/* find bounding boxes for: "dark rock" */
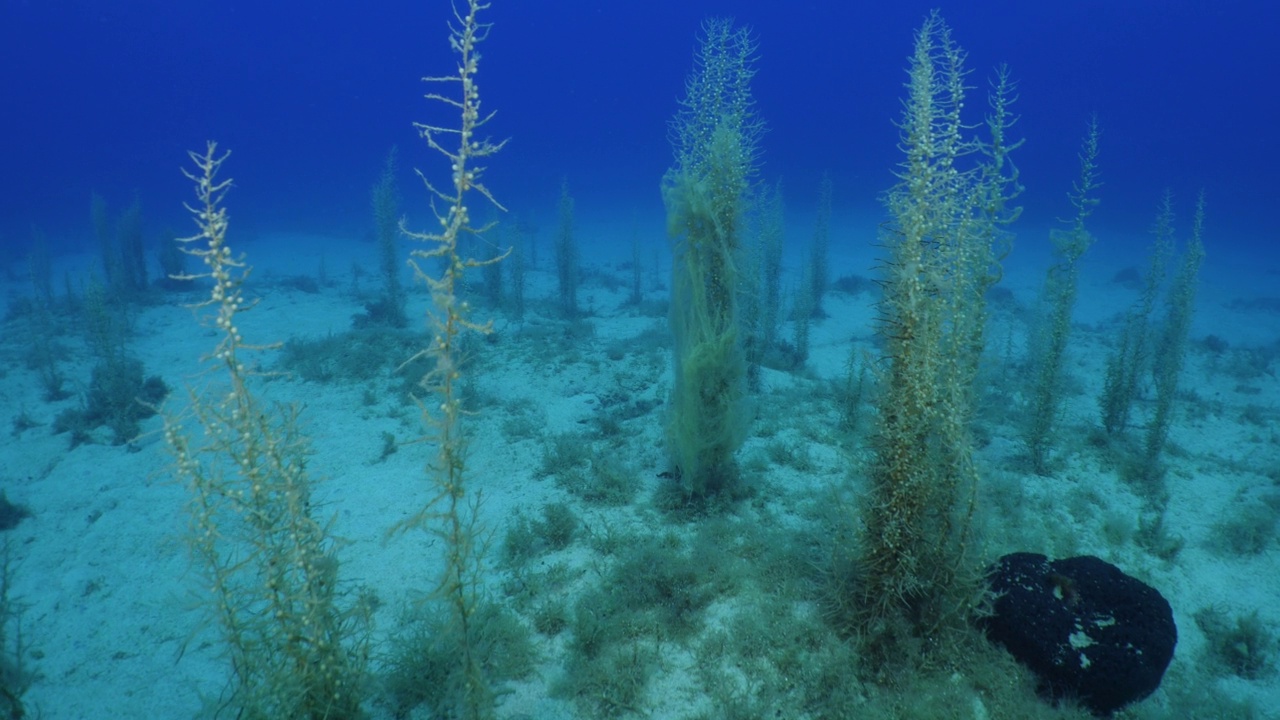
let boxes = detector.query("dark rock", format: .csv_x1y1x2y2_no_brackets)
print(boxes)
980,552,1176,716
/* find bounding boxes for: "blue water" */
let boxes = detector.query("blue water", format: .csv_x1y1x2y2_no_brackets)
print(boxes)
4,3,1280,717
3,0,1276,273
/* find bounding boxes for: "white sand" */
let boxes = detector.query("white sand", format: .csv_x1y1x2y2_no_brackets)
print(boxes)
2,223,1278,719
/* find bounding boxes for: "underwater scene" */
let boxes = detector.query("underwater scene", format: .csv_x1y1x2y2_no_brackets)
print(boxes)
1,1,1278,718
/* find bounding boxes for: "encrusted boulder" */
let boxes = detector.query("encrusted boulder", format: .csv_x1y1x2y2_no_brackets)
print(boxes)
980,552,1176,716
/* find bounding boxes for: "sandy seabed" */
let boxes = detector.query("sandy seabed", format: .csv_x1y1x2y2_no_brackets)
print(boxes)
2,226,1278,719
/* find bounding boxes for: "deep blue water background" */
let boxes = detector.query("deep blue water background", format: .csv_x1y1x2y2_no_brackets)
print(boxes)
2,0,1277,279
